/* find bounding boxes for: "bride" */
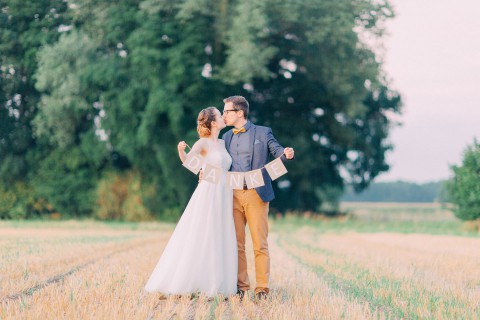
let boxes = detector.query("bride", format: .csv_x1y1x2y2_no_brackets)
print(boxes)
145,107,237,297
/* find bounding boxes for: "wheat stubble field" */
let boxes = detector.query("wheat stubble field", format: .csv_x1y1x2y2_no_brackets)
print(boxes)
1,203,479,319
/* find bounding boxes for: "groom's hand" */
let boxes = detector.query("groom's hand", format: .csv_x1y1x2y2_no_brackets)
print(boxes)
284,147,295,160
198,169,203,183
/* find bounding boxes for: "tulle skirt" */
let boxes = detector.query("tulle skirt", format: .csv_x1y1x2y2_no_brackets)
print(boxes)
145,178,237,296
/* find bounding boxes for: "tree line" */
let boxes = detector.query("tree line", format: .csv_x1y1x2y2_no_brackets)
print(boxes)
341,180,448,203
342,139,480,222
1,0,401,220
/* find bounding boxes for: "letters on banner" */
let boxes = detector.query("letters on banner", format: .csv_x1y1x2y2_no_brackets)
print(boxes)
227,172,245,190
182,152,203,175
183,152,288,188
245,169,265,189
203,164,221,184
264,157,288,180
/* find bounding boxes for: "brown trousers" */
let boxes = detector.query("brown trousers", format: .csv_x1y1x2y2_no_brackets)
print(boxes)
233,189,270,293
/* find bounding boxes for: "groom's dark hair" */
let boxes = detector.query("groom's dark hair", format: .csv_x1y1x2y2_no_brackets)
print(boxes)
223,95,249,119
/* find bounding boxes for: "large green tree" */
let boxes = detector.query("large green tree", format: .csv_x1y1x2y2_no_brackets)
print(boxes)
33,30,108,216
0,0,69,181
0,0,71,217
5,0,401,218
110,0,401,213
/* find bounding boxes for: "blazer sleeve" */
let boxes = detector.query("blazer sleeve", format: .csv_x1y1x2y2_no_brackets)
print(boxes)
266,128,285,159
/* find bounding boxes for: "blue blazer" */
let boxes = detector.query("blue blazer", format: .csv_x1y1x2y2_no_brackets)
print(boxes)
222,123,286,202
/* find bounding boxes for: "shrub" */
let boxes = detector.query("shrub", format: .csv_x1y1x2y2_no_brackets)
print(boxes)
33,148,96,217
0,187,17,219
448,140,480,221
96,171,153,221
0,182,53,219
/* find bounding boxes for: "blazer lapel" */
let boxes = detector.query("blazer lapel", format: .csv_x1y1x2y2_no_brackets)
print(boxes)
248,123,256,169
225,130,234,152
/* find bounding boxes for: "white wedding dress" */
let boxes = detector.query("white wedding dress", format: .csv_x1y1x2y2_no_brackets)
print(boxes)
145,138,237,296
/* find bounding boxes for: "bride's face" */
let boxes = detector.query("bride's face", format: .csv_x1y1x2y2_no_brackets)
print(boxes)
213,109,226,130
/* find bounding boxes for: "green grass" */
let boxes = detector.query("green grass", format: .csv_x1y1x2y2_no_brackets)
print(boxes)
273,216,472,236
0,218,175,231
272,202,478,237
1,202,476,236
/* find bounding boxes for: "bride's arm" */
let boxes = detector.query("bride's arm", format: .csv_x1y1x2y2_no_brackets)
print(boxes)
177,138,207,163
177,141,188,162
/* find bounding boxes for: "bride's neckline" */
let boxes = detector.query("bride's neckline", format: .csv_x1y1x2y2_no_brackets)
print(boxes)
205,137,221,143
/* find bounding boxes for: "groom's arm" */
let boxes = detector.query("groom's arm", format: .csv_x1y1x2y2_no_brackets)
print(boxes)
266,128,295,161
266,128,284,158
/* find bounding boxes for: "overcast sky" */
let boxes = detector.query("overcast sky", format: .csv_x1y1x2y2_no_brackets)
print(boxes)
377,0,480,183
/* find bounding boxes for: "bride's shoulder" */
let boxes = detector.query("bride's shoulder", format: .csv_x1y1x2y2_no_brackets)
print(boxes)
191,138,209,150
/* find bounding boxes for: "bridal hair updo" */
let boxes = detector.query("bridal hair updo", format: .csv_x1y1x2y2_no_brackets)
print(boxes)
197,107,217,138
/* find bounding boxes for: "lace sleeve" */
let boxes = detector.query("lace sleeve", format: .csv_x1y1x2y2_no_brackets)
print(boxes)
189,138,208,157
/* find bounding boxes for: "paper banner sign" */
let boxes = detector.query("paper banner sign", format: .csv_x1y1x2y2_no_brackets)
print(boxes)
203,163,221,184
227,172,245,190
264,157,288,181
183,156,288,189
182,152,202,175
245,169,265,189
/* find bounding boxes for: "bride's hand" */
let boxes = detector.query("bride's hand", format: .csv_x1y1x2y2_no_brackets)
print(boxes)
178,141,187,152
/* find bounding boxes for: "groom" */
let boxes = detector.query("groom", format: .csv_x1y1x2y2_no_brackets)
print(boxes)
222,96,295,301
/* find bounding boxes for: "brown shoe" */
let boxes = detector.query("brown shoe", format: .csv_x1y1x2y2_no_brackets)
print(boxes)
255,291,268,302
236,289,246,300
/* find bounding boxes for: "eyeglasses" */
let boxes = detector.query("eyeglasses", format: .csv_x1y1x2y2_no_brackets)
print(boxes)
223,109,239,115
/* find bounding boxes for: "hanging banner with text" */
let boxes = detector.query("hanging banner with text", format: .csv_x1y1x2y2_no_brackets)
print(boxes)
264,157,288,181
203,163,222,184
226,172,245,190
182,154,288,189
182,152,203,175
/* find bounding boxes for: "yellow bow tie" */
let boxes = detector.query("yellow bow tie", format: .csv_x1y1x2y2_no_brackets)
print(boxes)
233,127,246,135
